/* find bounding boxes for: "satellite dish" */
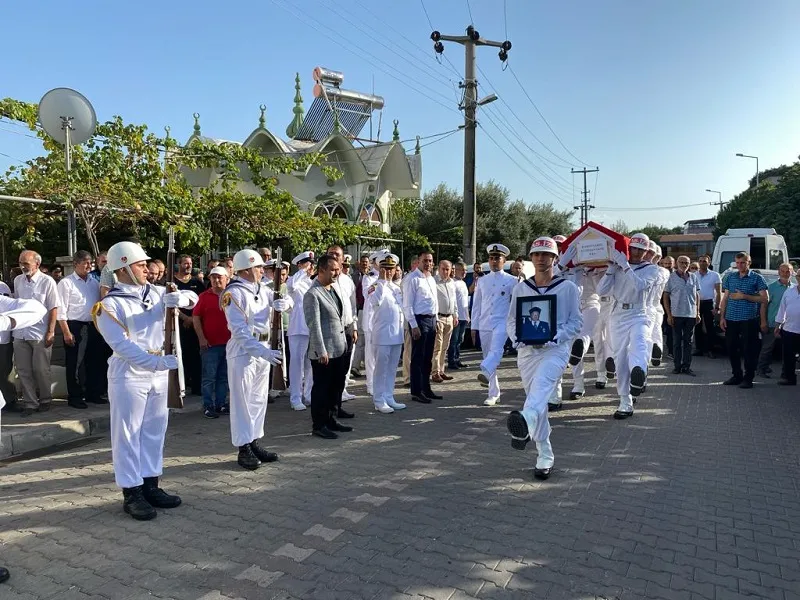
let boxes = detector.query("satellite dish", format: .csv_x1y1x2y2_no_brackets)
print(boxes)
38,87,97,146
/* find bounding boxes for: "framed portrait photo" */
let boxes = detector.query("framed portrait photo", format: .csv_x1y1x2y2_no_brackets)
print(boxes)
516,295,558,346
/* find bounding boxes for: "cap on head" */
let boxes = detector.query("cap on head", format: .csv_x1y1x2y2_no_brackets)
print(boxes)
380,253,399,268
629,232,651,251
343,254,352,265
292,251,315,266
529,306,542,314
107,241,150,271
553,235,567,244
487,243,510,257
232,249,264,272
369,249,390,263
264,259,277,268
528,237,559,256
209,266,229,277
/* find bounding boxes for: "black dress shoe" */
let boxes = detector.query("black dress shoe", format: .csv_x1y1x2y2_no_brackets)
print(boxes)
630,366,646,397
457,362,470,368
337,408,354,419
423,391,443,400
448,363,460,370
613,410,634,420
0,566,9,583
651,345,662,367
672,368,681,374
547,402,562,411
250,440,279,462
142,477,182,508
605,357,616,378
86,397,108,404
411,394,432,404
68,399,88,409
237,444,261,470
122,486,157,521
682,368,697,377
569,338,584,366
594,381,606,390
723,377,743,386
533,468,551,481
569,391,584,400
506,411,530,450
328,420,353,432
38,402,52,412
738,380,754,389
20,408,35,417
312,426,338,439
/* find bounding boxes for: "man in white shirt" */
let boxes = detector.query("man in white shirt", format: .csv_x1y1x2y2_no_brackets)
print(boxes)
403,251,440,403
361,250,386,397
57,250,103,409
774,268,800,385
447,261,471,370
432,260,458,383
472,244,518,406
695,255,722,358
13,250,60,416
401,257,420,385
287,251,316,411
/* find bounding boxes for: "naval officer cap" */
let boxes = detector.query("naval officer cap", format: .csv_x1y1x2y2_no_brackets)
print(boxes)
343,254,352,265
369,249,389,263
292,251,315,265
380,253,399,268
487,243,510,257
528,236,559,256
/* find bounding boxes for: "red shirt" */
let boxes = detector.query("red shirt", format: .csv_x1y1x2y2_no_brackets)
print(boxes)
192,289,231,347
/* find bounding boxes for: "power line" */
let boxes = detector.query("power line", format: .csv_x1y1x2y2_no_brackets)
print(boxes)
420,0,435,28
418,129,460,149
506,63,593,167
465,0,475,24
503,0,508,39
592,170,599,203
595,201,711,211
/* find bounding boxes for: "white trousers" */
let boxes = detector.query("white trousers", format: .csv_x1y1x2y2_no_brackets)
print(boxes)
288,334,312,405
109,371,169,489
479,328,505,399
609,314,650,411
518,344,569,469
570,303,602,393
649,309,664,352
228,353,271,447
373,344,402,406
364,329,376,394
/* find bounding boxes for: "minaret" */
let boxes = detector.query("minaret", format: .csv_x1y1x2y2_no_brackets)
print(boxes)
286,73,305,139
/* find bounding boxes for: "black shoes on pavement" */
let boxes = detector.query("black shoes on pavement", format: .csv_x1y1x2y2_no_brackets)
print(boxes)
122,486,158,521
237,444,261,470
506,411,529,451
250,440,279,463
630,367,646,397
313,426,338,439
337,408,354,419
142,477,182,508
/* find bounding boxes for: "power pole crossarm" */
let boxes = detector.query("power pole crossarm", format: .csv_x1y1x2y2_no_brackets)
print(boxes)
571,167,599,227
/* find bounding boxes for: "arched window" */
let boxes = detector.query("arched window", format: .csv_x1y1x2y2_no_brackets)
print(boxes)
359,203,382,225
314,203,348,220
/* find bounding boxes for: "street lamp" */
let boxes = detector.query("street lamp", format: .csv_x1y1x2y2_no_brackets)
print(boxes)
735,153,759,187
705,188,722,206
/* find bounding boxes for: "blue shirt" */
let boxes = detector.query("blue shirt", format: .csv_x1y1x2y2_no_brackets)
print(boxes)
723,270,767,322
766,279,793,327
665,271,700,318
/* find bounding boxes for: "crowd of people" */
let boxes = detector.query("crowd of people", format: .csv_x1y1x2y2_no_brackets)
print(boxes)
1,232,799,539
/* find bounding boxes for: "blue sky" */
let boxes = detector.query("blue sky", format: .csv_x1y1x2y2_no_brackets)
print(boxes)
2,0,799,230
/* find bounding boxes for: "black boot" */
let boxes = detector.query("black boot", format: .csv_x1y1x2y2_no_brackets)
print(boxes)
0,566,9,583
122,486,157,521
142,477,181,509
250,440,279,463
238,444,261,470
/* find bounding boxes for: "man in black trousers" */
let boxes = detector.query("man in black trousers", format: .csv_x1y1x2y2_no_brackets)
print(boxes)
402,251,441,403
303,255,353,439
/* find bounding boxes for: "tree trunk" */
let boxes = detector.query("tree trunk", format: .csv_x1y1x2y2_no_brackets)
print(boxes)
76,204,100,257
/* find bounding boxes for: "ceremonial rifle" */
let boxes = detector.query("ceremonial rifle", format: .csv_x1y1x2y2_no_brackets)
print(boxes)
165,227,185,408
270,247,287,390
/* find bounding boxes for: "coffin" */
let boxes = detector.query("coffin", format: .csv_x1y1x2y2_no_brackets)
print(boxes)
562,221,630,267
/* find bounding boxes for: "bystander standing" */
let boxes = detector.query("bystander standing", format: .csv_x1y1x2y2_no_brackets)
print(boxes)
774,267,800,385
193,266,231,418
664,256,701,375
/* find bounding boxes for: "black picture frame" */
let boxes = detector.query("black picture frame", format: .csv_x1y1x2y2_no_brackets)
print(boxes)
516,295,558,346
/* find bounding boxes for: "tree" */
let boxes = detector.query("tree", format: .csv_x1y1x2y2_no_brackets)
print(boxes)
633,223,682,243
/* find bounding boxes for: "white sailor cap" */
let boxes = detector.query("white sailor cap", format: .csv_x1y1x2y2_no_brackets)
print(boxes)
553,235,567,244
528,236,559,256
487,243,510,257
369,249,389,263
343,254,352,265
292,251,315,265
209,266,229,277
380,253,399,268
264,259,277,268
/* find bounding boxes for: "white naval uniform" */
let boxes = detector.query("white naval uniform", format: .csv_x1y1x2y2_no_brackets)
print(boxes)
506,276,582,469
596,261,660,412
222,278,288,447
471,269,517,401
0,296,47,420
595,286,614,384
287,270,314,408
368,279,404,409
335,273,358,394
361,269,380,395
648,266,670,356
568,267,605,393
93,283,198,488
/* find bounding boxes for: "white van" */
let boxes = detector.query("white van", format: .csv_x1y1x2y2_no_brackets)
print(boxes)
712,228,788,276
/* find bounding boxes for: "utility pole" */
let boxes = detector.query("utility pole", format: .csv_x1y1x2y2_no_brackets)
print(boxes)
571,167,599,227
706,189,726,210
432,26,511,264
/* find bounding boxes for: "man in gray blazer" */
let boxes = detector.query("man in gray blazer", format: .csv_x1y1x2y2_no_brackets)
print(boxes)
303,255,354,439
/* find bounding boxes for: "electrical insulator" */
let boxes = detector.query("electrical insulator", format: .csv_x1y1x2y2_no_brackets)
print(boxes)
499,49,508,61
470,28,480,41
502,40,512,51
466,25,475,37
434,41,444,54
431,31,441,42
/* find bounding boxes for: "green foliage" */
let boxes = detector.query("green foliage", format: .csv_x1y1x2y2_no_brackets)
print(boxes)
631,223,682,243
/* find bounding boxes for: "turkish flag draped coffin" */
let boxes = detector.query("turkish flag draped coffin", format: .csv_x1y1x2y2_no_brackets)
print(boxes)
562,221,630,267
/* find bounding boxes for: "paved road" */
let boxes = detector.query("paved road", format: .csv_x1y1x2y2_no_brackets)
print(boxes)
1,350,800,600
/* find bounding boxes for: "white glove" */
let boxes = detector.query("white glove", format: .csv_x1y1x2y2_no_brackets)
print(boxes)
262,348,283,366
156,355,180,371
512,341,526,349
559,244,578,266
163,292,183,308
273,298,289,312
0,315,11,331
606,263,619,274
543,341,558,348
611,249,630,269
551,331,562,344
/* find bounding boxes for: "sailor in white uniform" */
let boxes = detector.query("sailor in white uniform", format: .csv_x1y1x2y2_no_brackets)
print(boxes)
596,233,660,419
93,241,198,521
222,249,288,470
648,242,669,367
505,237,582,480
368,253,407,413
287,251,315,411
360,250,386,396
472,243,518,406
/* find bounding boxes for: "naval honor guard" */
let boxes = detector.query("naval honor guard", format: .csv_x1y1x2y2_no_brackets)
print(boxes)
222,249,289,470
472,244,517,405
93,241,199,520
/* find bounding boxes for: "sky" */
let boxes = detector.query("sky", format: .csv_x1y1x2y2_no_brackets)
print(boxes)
2,0,800,230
